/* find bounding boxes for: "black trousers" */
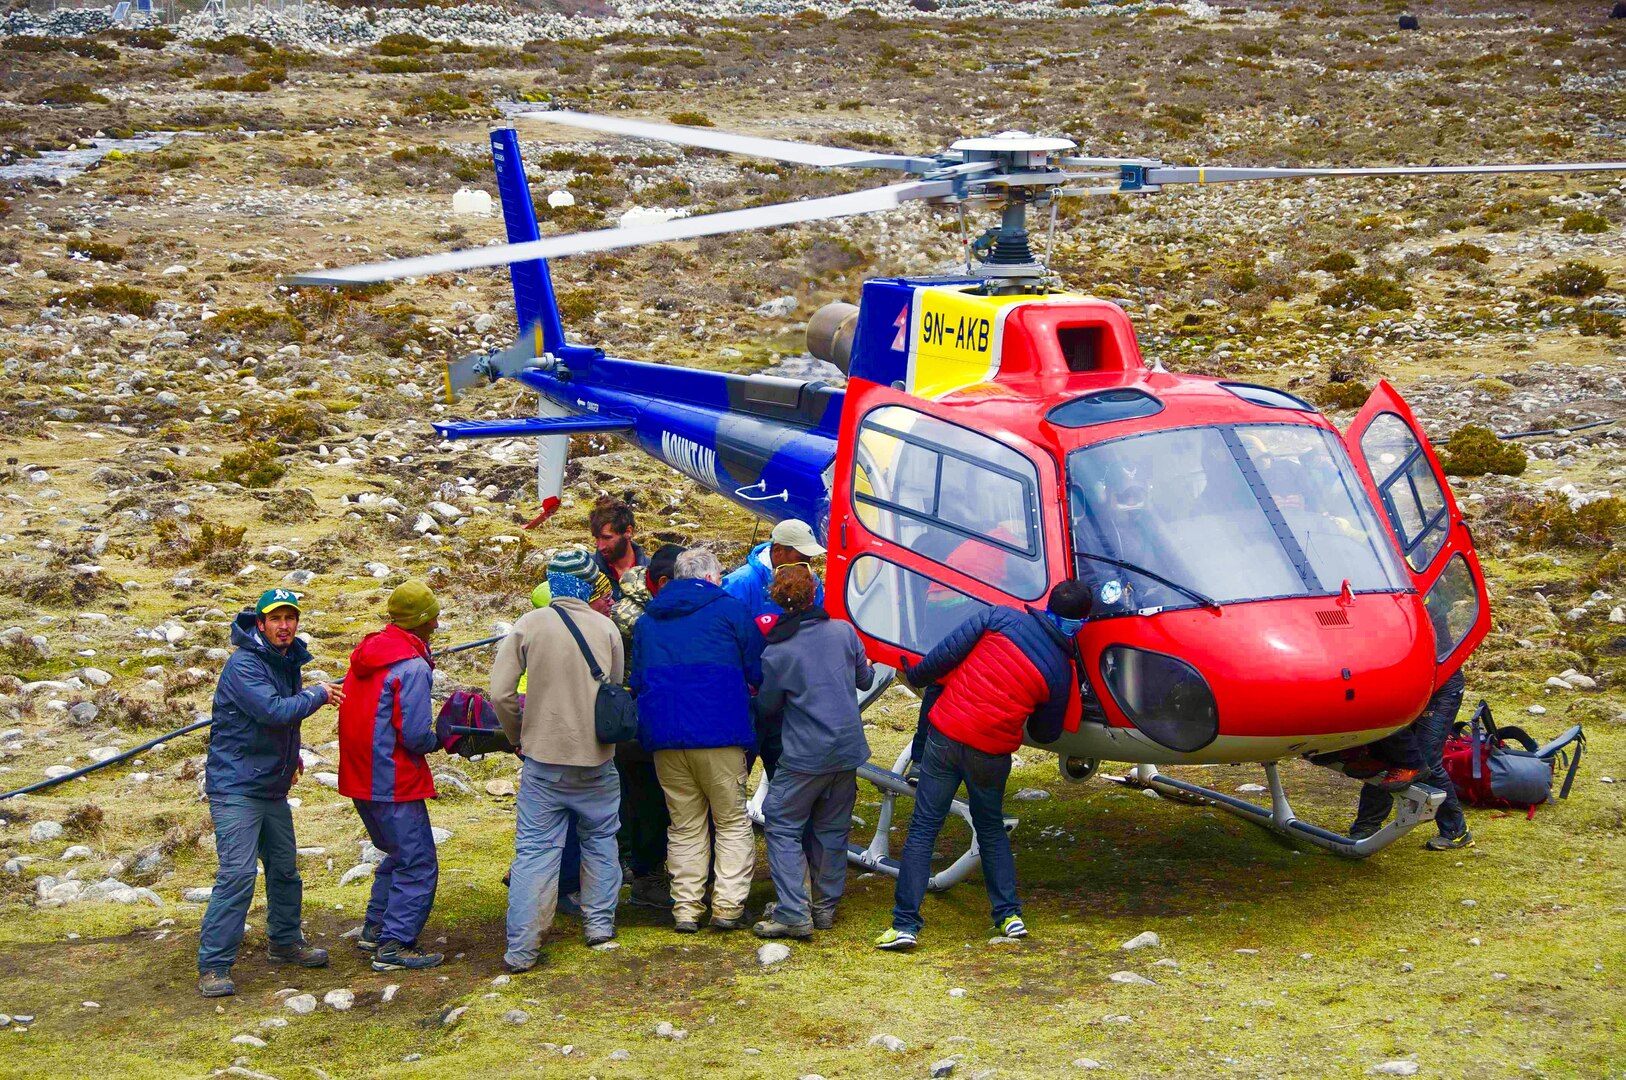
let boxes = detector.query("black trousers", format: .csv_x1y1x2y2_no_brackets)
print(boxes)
1355,670,1468,839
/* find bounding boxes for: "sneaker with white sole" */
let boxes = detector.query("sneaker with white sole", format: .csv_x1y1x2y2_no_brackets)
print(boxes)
372,942,444,971
996,914,1028,939
874,928,918,951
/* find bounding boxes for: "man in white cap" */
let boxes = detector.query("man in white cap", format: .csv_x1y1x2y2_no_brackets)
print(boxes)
721,518,825,620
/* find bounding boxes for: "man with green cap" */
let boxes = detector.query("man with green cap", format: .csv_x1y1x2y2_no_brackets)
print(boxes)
198,589,343,998
338,580,446,972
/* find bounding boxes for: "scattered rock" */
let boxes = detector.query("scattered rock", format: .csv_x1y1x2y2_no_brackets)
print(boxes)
231,1034,268,1048
755,296,798,318
183,887,214,902
29,821,64,844
338,864,374,887
1108,971,1155,986
1073,1060,1109,1071
868,1034,906,1052
313,772,340,789
608,1048,631,1061
324,989,354,1011
381,985,400,1003
503,1009,530,1024
442,1006,467,1026
931,1058,957,1078
484,779,516,797
757,942,791,966
654,1020,688,1040
1121,931,1160,951
284,994,317,1015
1370,1062,1420,1077
1013,788,1050,801
948,987,966,999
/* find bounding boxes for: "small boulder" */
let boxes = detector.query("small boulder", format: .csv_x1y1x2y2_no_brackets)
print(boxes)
1108,971,1156,986
503,1009,530,1024
757,942,791,966
868,1034,906,1052
29,821,64,844
1397,14,1419,30
1370,1063,1420,1077
931,1059,957,1078
284,994,317,1015
1121,931,1160,951
231,1034,268,1048
324,989,355,1012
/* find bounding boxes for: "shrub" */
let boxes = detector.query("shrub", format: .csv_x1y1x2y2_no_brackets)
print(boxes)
236,404,326,442
1501,495,1622,550
837,130,896,148
666,110,713,127
1576,310,1621,338
1310,381,1370,410
32,83,111,106
199,69,283,93
208,305,306,342
152,517,248,571
123,28,176,49
1531,261,1608,297
211,443,286,488
1319,274,1412,311
62,284,158,317
377,32,435,55
1432,241,1491,264
1439,424,1526,477
1310,251,1357,273
63,804,105,837
69,240,125,263
1560,211,1610,235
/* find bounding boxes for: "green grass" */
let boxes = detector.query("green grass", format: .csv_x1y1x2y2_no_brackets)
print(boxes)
2,693,1622,1079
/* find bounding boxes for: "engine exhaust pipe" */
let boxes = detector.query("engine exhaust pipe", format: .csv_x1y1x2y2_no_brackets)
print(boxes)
806,302,859,374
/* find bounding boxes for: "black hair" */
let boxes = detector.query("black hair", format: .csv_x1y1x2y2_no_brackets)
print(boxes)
647,543,685,586
1047,580,1094,620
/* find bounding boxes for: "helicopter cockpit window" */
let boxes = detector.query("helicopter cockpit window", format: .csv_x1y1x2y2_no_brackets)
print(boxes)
1359,413,1450,574
1067,423,1408,614
1220,382,1317,412
852,405,1046,600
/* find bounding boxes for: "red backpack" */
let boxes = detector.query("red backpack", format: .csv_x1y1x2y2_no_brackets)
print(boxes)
1442,701,1584,818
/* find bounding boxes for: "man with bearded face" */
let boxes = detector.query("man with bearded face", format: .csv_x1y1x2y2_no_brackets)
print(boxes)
589,495,649,602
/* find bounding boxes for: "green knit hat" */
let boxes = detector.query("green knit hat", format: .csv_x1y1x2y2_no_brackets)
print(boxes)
530,581,552,608
387,579,440,630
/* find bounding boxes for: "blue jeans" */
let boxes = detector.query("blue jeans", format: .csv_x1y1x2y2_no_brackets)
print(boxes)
505,757,622,968
892,727,1019,934
764,768,857,926
1356,670,1468,839
197,795,302,973
354,799,439,948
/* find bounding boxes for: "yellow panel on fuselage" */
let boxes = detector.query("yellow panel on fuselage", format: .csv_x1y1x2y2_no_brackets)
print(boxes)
905,285,1079,399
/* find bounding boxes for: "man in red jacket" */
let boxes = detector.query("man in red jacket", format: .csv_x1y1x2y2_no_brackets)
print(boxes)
876,581,1092,952
338,581,444,972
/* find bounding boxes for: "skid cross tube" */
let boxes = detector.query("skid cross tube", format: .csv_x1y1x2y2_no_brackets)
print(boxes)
1112,761,1443,858
745,664,1016,890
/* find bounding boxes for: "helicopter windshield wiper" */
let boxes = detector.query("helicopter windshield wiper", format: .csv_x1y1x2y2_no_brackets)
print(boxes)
1073,549,1223,613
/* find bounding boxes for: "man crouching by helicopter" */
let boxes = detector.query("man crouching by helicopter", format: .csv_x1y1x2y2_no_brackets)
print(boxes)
197,589,342,998
876,581,1094,952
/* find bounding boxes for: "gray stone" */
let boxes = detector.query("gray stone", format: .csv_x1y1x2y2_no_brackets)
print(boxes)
1369,1064,1419,1077
78,668,112,687
284,994,317,1015
1108,971,1155,986
231,1034,268,1048
323,989,354,1011
183,887,214,902
503,1009,530,1024
1013,788,1050,801
69,702,99,725
1121,931,1160,951
29,821,64,843
931,1058,957,1078
757,942,791,966
868,1034,906,1052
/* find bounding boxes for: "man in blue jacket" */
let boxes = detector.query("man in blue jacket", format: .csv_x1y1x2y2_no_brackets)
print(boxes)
721,518,826,619
197,589,342,998
631,547,765,933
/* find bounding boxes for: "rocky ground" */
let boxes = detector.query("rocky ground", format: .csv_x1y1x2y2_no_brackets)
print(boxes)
1,1,1623,1078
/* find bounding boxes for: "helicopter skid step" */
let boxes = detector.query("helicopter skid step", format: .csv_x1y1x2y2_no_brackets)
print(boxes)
1104,761,1443,859
746,741,1017,892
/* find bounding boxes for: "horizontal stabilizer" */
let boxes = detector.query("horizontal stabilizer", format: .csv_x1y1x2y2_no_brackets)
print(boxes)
433,412,635,442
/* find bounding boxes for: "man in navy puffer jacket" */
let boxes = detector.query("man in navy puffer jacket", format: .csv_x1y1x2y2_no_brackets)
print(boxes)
631,547,764,933
198,589,341,997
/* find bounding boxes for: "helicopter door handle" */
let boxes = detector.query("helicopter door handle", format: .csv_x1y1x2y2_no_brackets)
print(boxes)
734,480,789,504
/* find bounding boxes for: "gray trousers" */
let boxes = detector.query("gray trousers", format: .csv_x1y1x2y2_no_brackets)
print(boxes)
762,768,857,926
505,757,622,968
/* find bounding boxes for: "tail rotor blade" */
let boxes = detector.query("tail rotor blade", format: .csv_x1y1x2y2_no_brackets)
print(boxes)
1138,161,1626,190
292,180,954,286
442,322,548,402
517,110,940,173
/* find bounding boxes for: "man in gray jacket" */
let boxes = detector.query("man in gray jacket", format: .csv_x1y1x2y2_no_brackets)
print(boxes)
750,565,874,939
490,549,625,971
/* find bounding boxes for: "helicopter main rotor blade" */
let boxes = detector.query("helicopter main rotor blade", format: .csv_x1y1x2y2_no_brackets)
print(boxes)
1140,161,1626,188
517,110,941,173
291,179,955,286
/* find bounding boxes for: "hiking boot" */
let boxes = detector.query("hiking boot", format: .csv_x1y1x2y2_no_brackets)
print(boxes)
1348,822,1382,842
753,918,814,940
874,928,917,951
354,924,382,953
502,957,538,975
995,914,1028,939
709,913,748,932
198,970,235,998
628,873,674,910
1371,766,1423,792
585,928,616,947
267,939,329,968
556,892,583,918
673,919,700,934
1424,830,1474,851
372,942,444,972
812,906,836,931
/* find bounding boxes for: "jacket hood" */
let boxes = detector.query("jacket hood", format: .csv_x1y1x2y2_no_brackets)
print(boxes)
747,541,774,578
646,577,728,619
232,610,313,667
348,622,431,676
764,605,829,644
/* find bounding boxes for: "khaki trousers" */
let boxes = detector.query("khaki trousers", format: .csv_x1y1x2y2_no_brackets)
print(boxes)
653,747,754,922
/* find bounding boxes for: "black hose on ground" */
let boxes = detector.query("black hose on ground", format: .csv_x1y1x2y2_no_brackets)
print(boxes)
0,634,508,802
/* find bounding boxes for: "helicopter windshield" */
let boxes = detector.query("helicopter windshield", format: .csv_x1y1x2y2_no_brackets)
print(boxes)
1067,423,1409,614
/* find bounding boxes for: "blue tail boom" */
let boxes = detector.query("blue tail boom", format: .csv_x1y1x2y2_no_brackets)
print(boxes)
490,128,566,356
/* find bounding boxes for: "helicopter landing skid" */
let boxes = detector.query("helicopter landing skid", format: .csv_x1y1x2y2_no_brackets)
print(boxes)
1104,762,1444,859
746,741,1016,892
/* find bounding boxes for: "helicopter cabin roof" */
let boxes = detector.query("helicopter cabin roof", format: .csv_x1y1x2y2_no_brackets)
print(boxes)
850,278,1336,460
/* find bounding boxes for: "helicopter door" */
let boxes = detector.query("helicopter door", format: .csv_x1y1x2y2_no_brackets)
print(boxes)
828,380,1064,669
1344,381,1491,683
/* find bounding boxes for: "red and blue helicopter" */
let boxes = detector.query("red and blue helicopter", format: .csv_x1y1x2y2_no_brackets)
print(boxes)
296,116,1623,882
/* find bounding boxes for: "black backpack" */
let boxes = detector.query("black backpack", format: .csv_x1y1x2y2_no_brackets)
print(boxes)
555,607,640,745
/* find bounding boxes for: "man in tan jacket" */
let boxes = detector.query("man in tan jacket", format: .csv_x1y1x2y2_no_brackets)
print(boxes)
490,549,624,971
